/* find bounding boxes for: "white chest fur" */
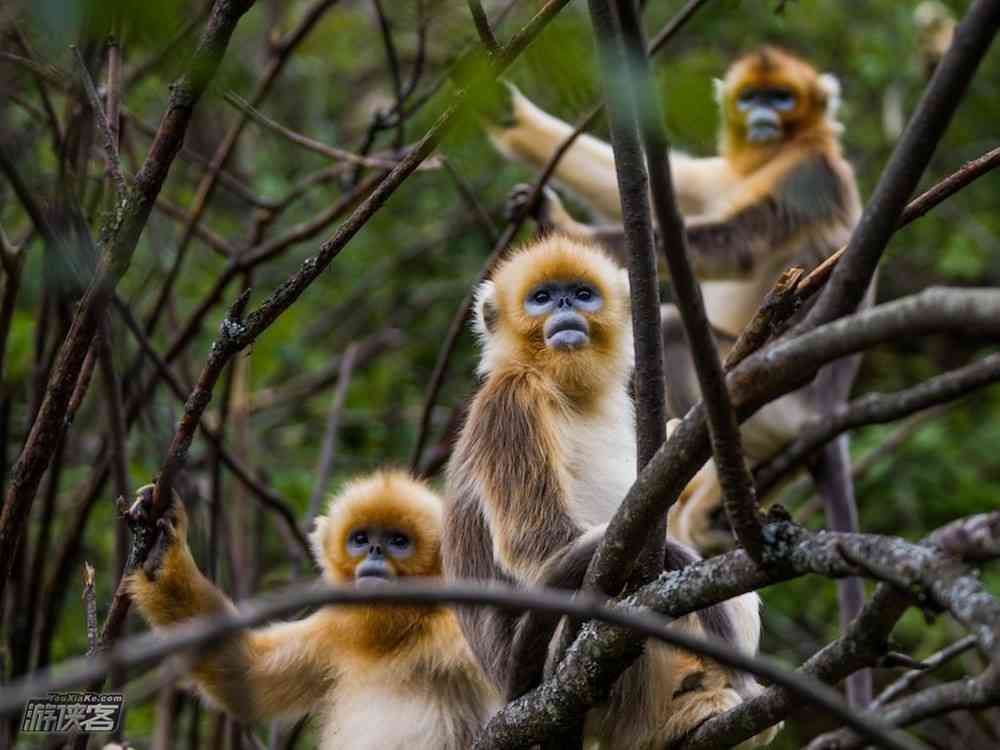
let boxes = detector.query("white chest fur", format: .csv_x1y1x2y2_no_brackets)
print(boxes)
561,387,637,529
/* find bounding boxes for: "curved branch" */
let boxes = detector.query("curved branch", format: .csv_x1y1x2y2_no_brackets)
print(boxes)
0,580,923,750
756,352,1000,493
808,668,1000,750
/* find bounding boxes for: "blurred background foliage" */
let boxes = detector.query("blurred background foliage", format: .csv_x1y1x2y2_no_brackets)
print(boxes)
1,0,998,747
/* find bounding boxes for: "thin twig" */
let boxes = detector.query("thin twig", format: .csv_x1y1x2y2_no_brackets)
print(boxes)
757,353,1000,494
83,562,98,655
71,45,128,205
306,343,360,525
222,92,438,171
468,0,501,55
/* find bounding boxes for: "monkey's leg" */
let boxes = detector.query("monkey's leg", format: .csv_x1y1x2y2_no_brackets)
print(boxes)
807,434,871,708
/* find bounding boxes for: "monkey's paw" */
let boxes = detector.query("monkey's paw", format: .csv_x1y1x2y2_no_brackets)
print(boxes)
125,484,189,581
664,680,781,749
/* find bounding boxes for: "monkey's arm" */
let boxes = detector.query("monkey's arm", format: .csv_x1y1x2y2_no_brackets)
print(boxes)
464,371,581,579
489,85,729,218
445,371,582,688
541,153,850,278
127,490,336,721
680,153,851,279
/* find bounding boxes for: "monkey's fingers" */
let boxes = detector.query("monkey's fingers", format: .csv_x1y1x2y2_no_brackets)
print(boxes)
125,483,157,535
505,183,560,227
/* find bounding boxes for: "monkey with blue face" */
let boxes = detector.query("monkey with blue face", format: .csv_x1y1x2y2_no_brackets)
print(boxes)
444,235,780,749
128,472,498,750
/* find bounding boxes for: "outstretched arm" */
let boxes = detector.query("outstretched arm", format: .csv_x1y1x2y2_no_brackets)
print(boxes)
489,85,730,219
127,487,336,721
529,151,853,279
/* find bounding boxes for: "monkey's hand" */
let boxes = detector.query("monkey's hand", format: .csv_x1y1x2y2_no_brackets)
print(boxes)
506,183,590,242
125,484,190,583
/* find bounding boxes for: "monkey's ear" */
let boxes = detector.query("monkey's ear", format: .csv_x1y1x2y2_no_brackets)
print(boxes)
309,514,330,571
712,78,726,107
474,280,499,336
817,73,844,130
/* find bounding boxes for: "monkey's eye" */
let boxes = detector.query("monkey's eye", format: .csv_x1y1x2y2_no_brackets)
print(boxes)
770,90,796,111
351,531,368,546
531,290,551,305
388,533,410,549
575,288,593,302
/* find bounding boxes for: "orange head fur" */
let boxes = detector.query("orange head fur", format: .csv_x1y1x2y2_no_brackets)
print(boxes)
718,46,842,174
310,470,443,585
473,235,632,403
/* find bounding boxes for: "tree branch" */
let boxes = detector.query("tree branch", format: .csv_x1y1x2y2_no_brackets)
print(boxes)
0,575,937,750
0,0,256,603
804,0,1000,328
756,352,1000,494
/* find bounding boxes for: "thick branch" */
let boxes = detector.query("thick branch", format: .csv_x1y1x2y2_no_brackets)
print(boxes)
483,515,1000,749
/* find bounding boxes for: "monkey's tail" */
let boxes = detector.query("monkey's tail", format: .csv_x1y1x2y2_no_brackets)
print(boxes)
807,433,871,708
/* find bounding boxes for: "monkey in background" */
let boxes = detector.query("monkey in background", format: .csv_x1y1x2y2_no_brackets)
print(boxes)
487,47,872,704
444,236,779,749
915,1,956,79
127,472,498,750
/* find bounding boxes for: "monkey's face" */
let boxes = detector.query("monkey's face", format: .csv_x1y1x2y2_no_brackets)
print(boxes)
475,237,631,395
523,278,604,352
734,86,797,144
723,47,825,149
311,471,444,586
344,524,414,587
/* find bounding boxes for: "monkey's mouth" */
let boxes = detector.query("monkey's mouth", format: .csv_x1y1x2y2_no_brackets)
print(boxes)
355,570,392,588
747,123,782,143
545,314,589,351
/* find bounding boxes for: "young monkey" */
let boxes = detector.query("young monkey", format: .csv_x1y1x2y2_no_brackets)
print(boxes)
444,235,778,749
128,471,498,750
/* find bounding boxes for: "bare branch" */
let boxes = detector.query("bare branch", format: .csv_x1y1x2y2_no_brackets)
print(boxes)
306,343,360,525
0,574,939,750
756,353,1000,494
804,0,1000,328
0,0,256,602
468,0,501,55
71,45,127,204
